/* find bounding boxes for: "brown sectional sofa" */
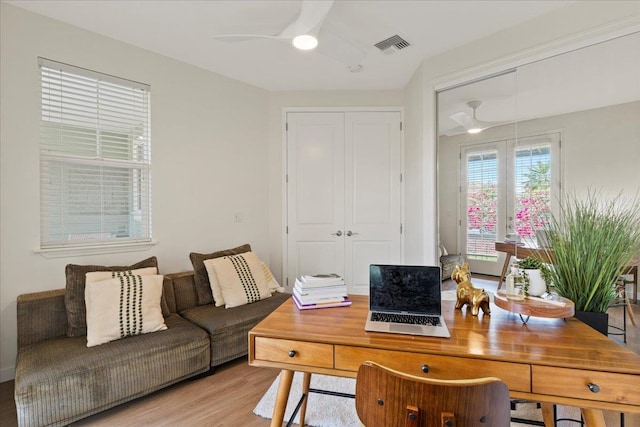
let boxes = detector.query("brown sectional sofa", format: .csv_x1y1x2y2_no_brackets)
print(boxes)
14,270,290,427
165,271,290,367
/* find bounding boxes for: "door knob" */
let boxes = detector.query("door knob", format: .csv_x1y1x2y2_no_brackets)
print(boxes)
346,230,359,236
331,230,342,236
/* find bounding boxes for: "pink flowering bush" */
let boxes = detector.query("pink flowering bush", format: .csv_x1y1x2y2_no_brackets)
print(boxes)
467,188,497,233
515,189,550,238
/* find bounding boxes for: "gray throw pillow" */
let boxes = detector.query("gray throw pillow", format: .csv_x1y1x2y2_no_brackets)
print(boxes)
189,244,251,305
64,256,159,337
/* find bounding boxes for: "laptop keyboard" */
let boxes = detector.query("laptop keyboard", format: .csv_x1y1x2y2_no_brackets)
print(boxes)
371,312,442,326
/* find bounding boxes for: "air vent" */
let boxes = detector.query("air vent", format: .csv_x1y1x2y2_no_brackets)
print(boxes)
374,35,410,55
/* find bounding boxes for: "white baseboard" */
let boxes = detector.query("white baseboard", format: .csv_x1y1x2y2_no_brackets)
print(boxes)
0,366,15,383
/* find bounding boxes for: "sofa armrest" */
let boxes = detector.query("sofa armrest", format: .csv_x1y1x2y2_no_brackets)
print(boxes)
17,289,68,349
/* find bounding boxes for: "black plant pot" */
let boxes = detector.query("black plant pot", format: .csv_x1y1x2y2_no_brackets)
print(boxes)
574,311,609,336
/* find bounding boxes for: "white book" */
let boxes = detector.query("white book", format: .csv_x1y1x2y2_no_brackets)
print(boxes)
302,273,342,282
294,284,348,299
293,288,348,304
298,274,345,288
294,280,347,294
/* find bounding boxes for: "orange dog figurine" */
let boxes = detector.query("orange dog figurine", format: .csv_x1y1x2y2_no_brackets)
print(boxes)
451,262,491,316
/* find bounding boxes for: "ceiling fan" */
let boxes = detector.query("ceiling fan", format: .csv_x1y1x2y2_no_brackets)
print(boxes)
213,0,366,67
445,100,509,136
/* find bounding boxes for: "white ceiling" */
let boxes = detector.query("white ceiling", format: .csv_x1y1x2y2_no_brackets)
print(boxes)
7,0,574,91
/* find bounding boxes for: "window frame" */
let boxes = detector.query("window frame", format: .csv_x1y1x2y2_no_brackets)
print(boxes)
38,58,153,255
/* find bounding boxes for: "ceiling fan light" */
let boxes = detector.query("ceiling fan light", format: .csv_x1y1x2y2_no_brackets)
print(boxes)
292,34,318,50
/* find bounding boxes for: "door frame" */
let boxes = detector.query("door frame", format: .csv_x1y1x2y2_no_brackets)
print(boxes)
281,107,405,291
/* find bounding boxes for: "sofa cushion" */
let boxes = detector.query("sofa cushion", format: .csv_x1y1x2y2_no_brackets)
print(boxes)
189,244,251,306
205,256,283,308
204,252,271,309
262,261,284,293
14,314,210,427
180,292,290,366
165,271,199,313
203,258,226,308
85,267,160,318
64,257,159,337
85,267,158,285
85,274,167,347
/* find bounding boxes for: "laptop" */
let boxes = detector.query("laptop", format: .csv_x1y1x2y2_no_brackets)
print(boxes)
365,264,450,338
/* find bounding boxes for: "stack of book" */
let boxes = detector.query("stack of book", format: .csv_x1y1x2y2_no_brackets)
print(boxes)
292,273,351,310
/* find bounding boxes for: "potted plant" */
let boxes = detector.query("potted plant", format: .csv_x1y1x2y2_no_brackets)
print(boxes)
539,190,640,334
515,256,552,297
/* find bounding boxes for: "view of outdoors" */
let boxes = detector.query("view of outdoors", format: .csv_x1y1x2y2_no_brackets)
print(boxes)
466,144,551,261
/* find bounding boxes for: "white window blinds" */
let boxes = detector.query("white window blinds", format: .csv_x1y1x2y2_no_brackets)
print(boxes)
465,148,498,260
39,58,152,249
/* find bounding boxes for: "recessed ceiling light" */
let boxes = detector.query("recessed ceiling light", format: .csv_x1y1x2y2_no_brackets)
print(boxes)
292,35,318,50
349,65,363,73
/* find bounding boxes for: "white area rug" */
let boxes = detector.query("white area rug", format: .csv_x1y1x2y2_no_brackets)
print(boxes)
254,372,359,427
253,372,543,427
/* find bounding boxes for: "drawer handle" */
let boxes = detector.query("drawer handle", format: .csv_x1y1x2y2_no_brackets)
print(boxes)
587,383,600,393
288,350,297,358
421,364,430,373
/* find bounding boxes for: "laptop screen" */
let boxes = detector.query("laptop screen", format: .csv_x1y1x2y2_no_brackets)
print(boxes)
369,265,442,314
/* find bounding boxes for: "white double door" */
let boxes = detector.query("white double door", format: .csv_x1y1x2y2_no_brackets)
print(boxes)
286,111,402,295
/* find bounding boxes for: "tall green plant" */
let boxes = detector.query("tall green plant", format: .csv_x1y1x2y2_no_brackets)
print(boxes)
540,191,640,313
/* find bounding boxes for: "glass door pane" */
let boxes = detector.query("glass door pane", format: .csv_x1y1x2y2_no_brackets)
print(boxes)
509,133,560,247
461,142,506,275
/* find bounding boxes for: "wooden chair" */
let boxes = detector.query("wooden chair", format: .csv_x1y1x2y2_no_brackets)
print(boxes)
355,361,511,427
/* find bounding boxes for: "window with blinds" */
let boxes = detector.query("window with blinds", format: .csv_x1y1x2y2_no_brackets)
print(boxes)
465,149,498,261
39,58,151,249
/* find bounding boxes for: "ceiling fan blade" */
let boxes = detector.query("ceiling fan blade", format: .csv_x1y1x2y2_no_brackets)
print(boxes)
316,30,367,66
278,0,335,39
213,34,286,43
442,125,468,136
449,112,475,129
443,119,510,136
478,120,510,129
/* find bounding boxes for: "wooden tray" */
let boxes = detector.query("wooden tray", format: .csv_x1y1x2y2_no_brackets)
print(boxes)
494,291,574,323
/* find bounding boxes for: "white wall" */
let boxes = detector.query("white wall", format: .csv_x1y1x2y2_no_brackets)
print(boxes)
0,3,270,381
402,63,429,265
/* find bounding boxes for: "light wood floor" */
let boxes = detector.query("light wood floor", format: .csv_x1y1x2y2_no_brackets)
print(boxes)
1,278,638,427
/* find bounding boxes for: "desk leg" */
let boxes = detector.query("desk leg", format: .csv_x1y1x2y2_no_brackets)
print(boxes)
540,403,555,427
271,369,294,427
581,408,606,427
299,372,311,426
497,253,512,291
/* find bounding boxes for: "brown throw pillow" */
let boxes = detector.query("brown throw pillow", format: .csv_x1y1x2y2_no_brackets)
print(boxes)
189,244,251,305
64,256,159,337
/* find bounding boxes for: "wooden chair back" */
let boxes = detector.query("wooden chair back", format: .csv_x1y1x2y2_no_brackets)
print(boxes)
355,361,511,427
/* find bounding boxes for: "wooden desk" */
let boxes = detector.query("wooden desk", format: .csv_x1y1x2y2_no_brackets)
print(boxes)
249,295,640,427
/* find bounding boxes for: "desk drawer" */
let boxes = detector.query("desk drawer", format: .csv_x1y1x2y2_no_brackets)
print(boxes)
254,337,333,368
335,346,530,392
532,366,640,406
